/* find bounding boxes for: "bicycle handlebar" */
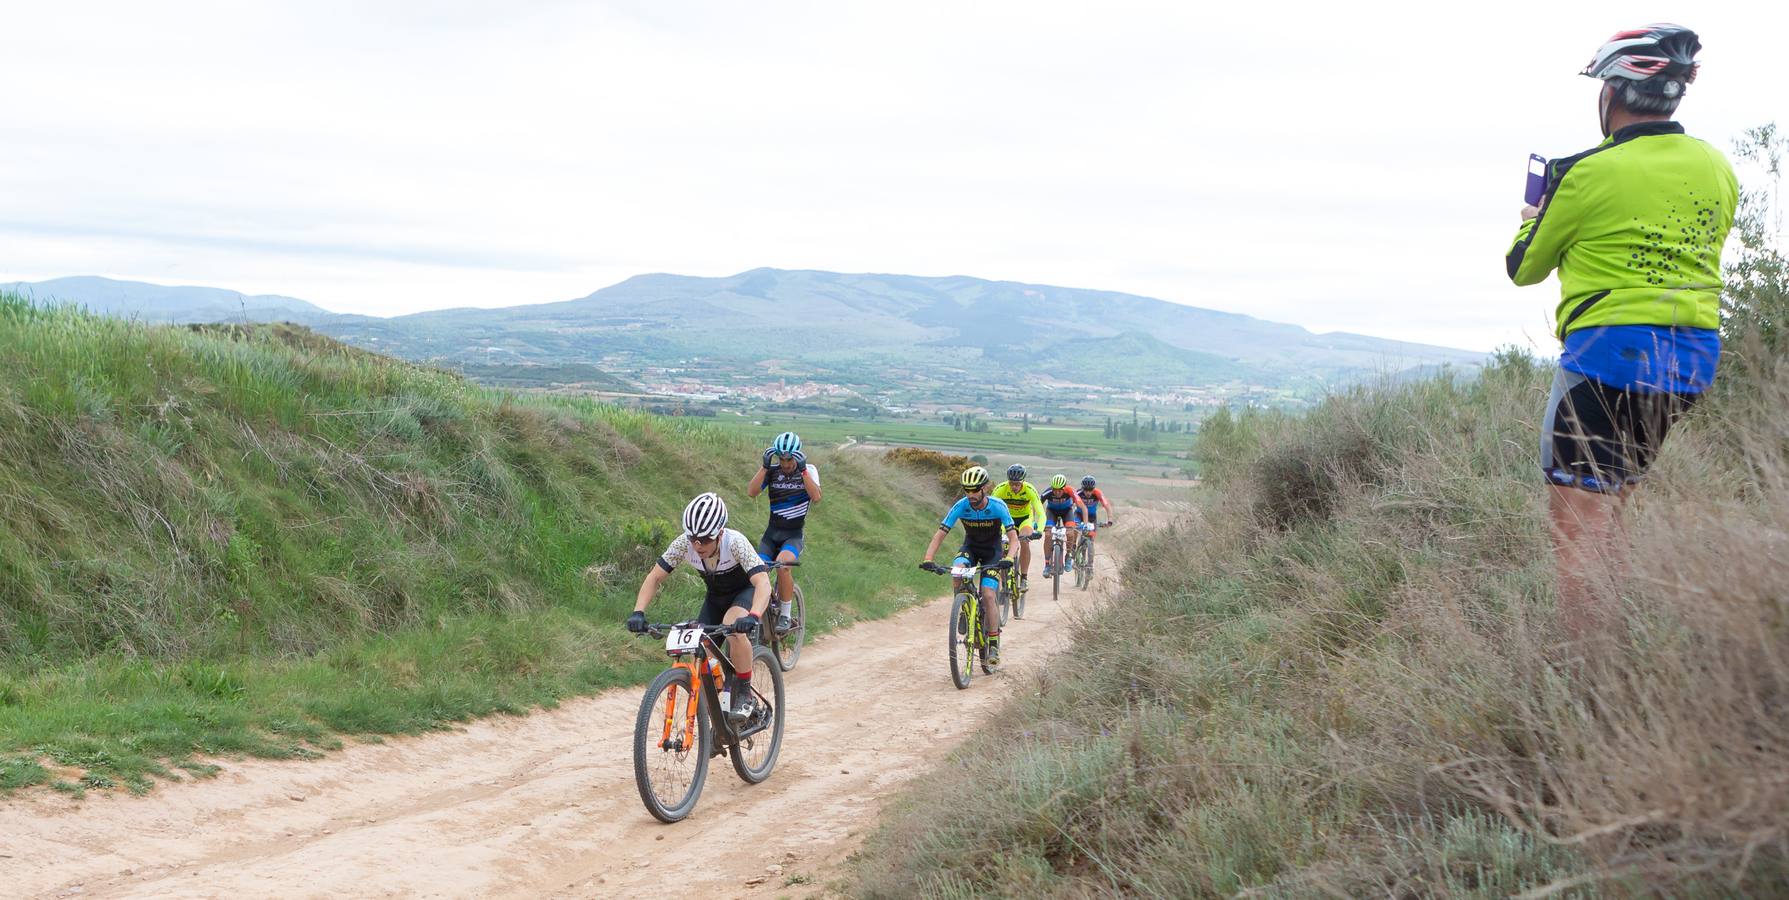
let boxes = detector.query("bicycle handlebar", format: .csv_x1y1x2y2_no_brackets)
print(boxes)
641,620,755,638
919,559,1014,575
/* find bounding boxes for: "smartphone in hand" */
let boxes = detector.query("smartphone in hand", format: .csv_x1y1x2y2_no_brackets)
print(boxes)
1524,154,1547,206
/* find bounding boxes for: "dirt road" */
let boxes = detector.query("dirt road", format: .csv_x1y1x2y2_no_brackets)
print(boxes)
1,536,1138,899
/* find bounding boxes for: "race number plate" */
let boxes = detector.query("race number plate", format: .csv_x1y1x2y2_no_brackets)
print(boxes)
665,626,703,653
950,565,977,578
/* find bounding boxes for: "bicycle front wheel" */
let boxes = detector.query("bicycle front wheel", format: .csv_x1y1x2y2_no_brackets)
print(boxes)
1052,542,1063,603
729,645,786,783
1078,539,1095,588
1010,570,1026,620
775,586,805,671
633,666,711,823
948,592,975,690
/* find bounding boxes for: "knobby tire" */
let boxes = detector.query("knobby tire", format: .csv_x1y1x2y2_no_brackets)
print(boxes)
633,666,711,823
1051,540,1063,604
948,591,975,690
773,586,805,671
728,645,786,784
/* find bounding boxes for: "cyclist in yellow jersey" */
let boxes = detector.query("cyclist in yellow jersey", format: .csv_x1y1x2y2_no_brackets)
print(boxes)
991,464,1044,590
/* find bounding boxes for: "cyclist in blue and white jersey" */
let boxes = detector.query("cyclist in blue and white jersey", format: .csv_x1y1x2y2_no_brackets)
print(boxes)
746,431,821,633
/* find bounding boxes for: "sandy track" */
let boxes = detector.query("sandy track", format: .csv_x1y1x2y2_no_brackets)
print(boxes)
1,537,1137,899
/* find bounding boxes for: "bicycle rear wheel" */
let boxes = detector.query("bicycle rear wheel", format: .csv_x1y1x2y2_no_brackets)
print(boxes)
774,586,805,671
729,645,785,783
948,592,975,690
633,666,711,823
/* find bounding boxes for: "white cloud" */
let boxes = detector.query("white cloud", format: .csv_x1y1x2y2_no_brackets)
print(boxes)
2,1,1784,350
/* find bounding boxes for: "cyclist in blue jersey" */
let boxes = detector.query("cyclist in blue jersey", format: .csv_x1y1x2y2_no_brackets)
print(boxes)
1038,474,1089,576
746,431,821,632
920,466,1018,665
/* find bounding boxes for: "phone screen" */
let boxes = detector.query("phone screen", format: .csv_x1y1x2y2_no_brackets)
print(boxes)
1524,154,1548,206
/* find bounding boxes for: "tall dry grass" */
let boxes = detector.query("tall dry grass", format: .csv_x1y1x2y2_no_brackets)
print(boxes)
852,125,1789,898
854,361,1788,898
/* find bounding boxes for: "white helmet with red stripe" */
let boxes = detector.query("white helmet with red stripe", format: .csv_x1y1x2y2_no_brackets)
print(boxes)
1582,23,1700,92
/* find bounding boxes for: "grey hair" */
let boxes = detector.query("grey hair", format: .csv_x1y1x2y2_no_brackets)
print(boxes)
1615,78,1686,116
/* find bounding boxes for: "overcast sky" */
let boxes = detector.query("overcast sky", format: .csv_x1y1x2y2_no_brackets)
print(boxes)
3,2,1785,352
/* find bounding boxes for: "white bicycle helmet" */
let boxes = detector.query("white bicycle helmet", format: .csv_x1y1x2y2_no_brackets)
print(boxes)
1582,24,1699,96
681,492,728,538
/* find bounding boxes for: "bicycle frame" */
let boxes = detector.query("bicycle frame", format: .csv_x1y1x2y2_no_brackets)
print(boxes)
656,626,767,753
1047,525,1069,563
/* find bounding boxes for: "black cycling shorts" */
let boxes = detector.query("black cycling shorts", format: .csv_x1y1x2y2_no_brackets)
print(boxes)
953,543,1004,591
698,586,756,627
1541,368,1697,493
756,525,805,561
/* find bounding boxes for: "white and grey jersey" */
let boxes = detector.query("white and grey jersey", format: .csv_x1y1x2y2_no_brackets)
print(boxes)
657,528,768,596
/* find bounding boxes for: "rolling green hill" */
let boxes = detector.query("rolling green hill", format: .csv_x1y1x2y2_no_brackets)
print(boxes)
984,330,1246,386
0,290,944,793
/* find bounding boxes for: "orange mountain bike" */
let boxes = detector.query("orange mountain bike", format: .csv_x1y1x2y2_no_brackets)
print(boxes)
631,620,786,823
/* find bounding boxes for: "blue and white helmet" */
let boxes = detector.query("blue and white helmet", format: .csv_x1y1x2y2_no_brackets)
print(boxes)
772,431,802,456
681,492,728,538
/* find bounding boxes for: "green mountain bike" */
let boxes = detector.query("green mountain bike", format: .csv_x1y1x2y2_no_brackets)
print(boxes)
921,558,1014,689
1000,532,1041,620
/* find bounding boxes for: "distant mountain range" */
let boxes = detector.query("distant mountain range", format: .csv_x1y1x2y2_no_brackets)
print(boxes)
3,276,337,326
5,270,1484,390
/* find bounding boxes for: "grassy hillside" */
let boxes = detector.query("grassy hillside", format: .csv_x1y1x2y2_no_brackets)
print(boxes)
854,346,1789,896
0,293,945,794
854,129,1789,897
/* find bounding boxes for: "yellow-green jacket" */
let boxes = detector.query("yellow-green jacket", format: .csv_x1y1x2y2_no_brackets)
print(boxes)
1506,121,1737,339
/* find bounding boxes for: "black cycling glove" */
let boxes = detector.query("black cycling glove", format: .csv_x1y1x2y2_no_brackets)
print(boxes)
732,613,760,635
626,611,647,633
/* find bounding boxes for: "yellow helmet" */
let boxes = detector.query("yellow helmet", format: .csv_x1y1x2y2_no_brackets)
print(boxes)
960,466,990,489
1050,474,1069,489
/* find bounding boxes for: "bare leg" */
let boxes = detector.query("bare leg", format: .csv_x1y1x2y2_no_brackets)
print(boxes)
1547,484,1628,647
720,606,754,681
981,584,1001,639
774,549,797,621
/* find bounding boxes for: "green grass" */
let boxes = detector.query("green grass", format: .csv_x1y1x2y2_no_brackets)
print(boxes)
0,293,946,791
